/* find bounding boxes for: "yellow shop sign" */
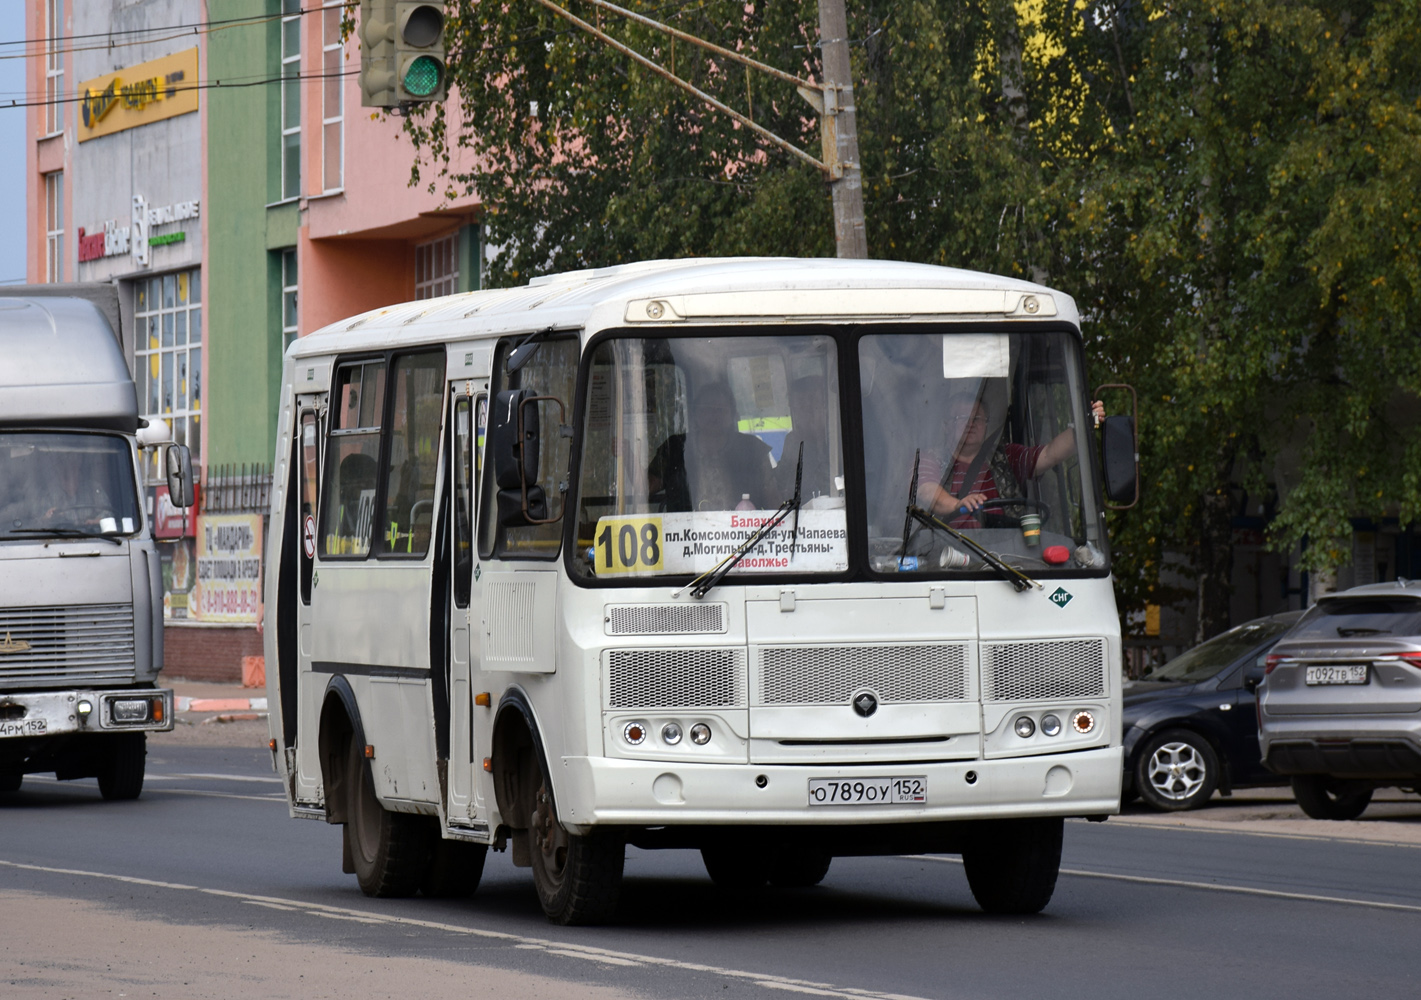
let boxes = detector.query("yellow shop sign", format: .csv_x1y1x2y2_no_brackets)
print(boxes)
78,48,198,142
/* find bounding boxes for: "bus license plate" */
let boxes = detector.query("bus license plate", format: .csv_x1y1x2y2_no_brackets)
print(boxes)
1305,665,1368,685
808,777,926,806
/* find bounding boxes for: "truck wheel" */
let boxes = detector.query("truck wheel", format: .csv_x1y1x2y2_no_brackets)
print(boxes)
530,772,624,925
961,817,1063,915
701,845,770,890
97,733,146,801
767,849,832,888
1291,775,1373,821
345,740,430,897
421,837,488,898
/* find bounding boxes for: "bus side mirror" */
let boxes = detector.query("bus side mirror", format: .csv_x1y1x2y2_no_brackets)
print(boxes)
165,444,195,508
490,388,563,527
1094,383,1140,510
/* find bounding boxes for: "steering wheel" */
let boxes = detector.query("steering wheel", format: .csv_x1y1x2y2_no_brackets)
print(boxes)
963,497,1052,527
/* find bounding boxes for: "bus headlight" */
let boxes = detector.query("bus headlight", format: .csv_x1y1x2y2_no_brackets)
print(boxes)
1071,710,1097,735
1013,716,1036,739
623,722,648,745
661,723,683,745
690,723,712,745
1040,714,1062,737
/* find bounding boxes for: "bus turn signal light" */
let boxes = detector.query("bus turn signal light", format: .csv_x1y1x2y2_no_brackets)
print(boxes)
474,692,491,707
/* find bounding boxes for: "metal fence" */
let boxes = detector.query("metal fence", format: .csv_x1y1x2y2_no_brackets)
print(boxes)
202,462,273,515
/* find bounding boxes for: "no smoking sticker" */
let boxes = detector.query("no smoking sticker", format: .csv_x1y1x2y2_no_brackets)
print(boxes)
303,514,316,559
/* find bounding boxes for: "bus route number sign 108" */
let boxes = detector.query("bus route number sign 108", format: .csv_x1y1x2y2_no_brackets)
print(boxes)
594,515,665,574
808,776,927,806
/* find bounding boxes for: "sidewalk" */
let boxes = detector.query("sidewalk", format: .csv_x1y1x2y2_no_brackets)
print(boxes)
164,677,268,721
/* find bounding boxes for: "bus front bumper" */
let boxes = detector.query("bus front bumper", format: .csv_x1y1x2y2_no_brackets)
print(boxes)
556,745,1122,831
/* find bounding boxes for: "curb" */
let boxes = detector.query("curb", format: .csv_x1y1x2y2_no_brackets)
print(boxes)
177,696,269,713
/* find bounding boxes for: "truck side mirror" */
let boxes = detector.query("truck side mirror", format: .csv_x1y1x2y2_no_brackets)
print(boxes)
165,443,195,508
490,387,563,526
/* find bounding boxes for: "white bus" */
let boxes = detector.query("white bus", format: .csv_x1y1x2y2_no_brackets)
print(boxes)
264,257,1138,924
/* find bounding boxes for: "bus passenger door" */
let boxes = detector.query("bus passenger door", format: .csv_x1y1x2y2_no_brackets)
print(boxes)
291,401,324,798
446,389,487,827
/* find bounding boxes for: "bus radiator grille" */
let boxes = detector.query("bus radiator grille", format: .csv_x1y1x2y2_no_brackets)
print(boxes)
0,603,137,688
756,643,969,705
606,647,745,708
979,638,1107,702
604,603,727,636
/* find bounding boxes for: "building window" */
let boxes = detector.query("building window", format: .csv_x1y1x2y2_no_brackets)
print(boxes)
281,0,301,200
44,0,64,135
282,249,298,351
136,270,203,480
44,171,63,282
322,2,344,192
415,235,458,299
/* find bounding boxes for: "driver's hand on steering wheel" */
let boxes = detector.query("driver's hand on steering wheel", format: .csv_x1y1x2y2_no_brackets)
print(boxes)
954,491,990,514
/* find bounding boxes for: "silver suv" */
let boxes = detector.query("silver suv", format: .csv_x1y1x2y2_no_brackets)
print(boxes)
1258,580,1421,820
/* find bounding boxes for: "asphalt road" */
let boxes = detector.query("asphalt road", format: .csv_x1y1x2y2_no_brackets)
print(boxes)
3,734,1420,1000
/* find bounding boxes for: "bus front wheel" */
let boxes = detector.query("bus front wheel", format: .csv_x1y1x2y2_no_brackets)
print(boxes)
960,816,1063,915
345,739,430,897
529,774,624,925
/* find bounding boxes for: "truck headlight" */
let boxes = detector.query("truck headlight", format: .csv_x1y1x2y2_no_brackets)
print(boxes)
111,699,152,723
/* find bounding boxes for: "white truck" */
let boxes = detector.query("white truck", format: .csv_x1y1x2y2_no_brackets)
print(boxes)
0,292,193,799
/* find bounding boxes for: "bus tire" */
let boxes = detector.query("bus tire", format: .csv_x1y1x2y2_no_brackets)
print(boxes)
768,849,832,888
97,733,146,801
345,739,430,898
530,774,624,925
422,837,488,898
701,845,769,890
961,817,1063,915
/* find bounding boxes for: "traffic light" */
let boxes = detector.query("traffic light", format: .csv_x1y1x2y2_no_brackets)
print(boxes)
393,3,447,104
360,2,447,108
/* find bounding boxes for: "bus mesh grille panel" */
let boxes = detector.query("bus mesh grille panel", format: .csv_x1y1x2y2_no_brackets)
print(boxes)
607,648,744,708
0,603,136,687
758,644,969,705
980,638,1106,701
484,581,536,663
605,603,725,635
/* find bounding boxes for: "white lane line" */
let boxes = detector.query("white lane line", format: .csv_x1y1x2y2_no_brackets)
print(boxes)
18,775,283,804
160,772,284,785
0,859,931,1000
908,855,1421,914
1094,816,1421,851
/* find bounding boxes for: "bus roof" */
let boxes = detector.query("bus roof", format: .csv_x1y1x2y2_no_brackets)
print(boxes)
288,257,1081,361
0,297,138,433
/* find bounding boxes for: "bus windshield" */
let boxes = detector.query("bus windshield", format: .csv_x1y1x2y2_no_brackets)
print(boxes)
0,432,142,540
861,329,1106,575
574,333,846,581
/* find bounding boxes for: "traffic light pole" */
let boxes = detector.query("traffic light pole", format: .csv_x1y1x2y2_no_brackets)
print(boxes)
816,0,867,260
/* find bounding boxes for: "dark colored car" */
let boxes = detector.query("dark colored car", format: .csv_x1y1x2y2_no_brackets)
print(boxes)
1122,611,1302,811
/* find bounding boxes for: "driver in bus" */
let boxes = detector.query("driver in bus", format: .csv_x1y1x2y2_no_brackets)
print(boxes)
917,392,1105,527
648,382,773,512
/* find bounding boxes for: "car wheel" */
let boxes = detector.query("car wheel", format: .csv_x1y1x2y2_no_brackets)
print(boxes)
1291,775,1373,821
1135,729,1219,812
961,817,1063,915
529,772,625,925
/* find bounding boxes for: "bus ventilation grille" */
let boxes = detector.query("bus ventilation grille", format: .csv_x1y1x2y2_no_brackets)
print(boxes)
757,643,969,705
607,648,744,708
979,638,1107,702
604,603,726,635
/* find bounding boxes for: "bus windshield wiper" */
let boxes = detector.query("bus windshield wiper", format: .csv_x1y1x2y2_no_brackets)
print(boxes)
678,442,803,600
6,527,124,546
900,450,1039,594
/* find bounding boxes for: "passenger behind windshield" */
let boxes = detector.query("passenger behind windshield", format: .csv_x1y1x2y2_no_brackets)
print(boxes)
647,382,773,511
917,392,1104,527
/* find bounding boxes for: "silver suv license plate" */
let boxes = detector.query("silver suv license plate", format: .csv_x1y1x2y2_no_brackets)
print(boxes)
1305,665,1368,685
808,777,926,806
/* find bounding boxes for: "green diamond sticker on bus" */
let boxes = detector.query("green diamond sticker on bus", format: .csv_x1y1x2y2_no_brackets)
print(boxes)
1049,587,1073,608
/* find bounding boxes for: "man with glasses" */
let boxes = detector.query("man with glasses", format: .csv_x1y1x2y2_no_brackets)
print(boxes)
917,393,1104,527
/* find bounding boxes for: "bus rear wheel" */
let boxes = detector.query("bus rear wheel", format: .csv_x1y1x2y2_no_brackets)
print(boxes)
345,739,430,897
961,817,1063,915
529,775,624,925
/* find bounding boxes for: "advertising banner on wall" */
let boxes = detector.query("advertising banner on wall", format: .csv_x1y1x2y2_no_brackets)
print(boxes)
78,48,199,142
192,514,263,623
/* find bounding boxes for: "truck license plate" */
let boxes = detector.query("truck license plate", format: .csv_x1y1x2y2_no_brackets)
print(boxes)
1305,665,1368,685
808,776,926,806
0,718,47,738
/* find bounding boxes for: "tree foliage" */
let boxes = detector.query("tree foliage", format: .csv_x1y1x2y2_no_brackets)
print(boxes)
409,0,1421,639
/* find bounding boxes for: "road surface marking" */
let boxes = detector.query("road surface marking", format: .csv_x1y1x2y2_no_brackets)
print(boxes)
908,855,1421,913
1094,816,1421,851
0,859,931,1000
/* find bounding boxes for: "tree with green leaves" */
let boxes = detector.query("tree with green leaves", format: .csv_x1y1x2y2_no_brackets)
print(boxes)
406,0,1421,642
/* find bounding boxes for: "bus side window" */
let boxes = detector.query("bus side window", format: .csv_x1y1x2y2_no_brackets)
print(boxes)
299,409,320,603
452,395,474,607
377,351,445,558
479,336,577,560
319,360,385,558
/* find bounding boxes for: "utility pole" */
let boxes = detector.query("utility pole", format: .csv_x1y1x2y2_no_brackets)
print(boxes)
817,0,867,259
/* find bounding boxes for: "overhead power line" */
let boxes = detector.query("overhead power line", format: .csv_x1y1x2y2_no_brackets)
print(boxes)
0,67,360,112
